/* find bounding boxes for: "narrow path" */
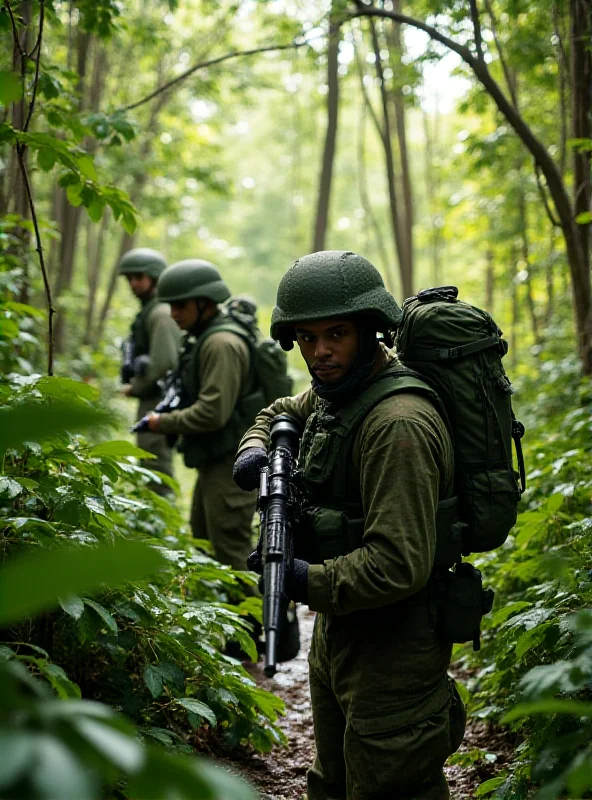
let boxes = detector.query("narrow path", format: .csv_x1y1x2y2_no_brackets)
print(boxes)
230,609,512,799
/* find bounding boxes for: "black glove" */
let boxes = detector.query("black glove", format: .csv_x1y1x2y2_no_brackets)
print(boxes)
233,447,268,491
247,550,309,605
287,559,309,605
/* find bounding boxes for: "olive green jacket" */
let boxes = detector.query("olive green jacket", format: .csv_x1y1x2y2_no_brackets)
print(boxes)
158,330,250,436
238,348,454,616
129,301,180,399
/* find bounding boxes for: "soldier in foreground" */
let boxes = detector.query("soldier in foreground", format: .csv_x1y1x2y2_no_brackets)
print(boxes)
118,248,180,494
233,251,466,799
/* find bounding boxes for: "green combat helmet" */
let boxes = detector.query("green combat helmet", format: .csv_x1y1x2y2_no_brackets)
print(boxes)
118,248,167,280
271,250,403,350
156,259,231,304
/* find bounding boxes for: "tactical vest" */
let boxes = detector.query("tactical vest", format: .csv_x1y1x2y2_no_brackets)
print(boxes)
178,317,267,470
130,296,159,356
298,365,462,568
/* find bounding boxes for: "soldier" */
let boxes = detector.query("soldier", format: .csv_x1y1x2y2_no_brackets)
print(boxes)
145,259,259,573
118,247,180,495
233,251,466,799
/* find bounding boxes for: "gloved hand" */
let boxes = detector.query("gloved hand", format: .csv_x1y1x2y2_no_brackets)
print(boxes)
247,550,309,605
286,559,309,605
233,447,268,491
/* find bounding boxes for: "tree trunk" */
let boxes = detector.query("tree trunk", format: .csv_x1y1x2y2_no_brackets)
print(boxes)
517,187,541,347
510,245,519,370
93,230,136,346
83,210,109,345
368,20,410,297
356,78,395,291
387,0,413,286
570,0,591,270
485,247,495,315
423,106,442,286
312,7,341,252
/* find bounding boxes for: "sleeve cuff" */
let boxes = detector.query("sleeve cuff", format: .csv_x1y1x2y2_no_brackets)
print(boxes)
307,564,333,614
237,437,268,455
156,412,179,434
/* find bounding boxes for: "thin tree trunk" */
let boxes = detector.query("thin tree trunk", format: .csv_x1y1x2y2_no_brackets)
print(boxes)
7,1,32,303
423,106,442,286
517,187,541,346
545,231,556,323
356,76,395,291
83,210,109,345
570,0,591,270
510,245,519,370
485,247,495,314
368,19,410,297
312,7,341,252
94,230,136,345
387,0,413,284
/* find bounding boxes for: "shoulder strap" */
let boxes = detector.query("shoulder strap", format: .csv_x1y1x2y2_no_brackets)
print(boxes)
336,365,443,434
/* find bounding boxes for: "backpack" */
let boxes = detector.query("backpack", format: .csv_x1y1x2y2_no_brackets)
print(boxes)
394,285,525,556
222,296,293,404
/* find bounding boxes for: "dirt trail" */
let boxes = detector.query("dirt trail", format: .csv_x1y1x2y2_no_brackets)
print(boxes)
229,608,511,799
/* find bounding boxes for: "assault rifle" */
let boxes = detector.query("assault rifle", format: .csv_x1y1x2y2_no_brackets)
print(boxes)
255,414,302,677
131,370,186,446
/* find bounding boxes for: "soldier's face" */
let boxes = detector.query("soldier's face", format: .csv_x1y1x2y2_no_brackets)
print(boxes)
295,319,359,383
126,272,154,298
169,299,199,330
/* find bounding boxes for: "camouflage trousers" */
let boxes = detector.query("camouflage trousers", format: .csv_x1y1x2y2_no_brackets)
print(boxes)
189,452,257,572
136,398,175,496
307,597,466,800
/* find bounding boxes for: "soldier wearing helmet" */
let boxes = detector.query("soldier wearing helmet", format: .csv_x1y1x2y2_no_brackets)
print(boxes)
234,251,466,799
118,248,180,494
145,259,259,578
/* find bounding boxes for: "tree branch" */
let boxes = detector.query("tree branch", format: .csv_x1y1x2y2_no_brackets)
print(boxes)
483,0,518,108
3,0,24,58
469,0,485,61
119,39,313,113
23,0,44,133
535,163,561,228
15,147,55,375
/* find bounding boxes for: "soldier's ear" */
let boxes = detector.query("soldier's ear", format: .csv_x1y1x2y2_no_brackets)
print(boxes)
280,338,294,352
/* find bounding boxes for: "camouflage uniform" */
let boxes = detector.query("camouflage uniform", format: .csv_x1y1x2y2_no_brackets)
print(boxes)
156,260,259,570
237,251,466,799
118,248,180,493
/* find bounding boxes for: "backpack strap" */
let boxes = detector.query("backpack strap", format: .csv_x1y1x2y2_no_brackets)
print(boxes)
191,318,256,395
409,334,506,361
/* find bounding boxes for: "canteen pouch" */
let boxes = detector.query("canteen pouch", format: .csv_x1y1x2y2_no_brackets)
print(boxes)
431,562,494,651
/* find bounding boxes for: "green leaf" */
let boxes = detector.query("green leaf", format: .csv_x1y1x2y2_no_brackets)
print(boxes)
0,71,22,106
502,699,592,723
87,196,105,222
143,665,164,699
76,153,98,181
74,717,145,772
31,733,97,800
546,493,564,513
59,595,85,620
0,477,24,499
0,731,34,789
0,539,166,626
90,440,155,459
575,212,592,225
0,394,110,459
37,147,57,172
66,182,83,207
41,663,81,699
122,210,137,235
475,776,507,796
491,601,532,626
515,622,555,659
177,698,217,727
82,598,118,634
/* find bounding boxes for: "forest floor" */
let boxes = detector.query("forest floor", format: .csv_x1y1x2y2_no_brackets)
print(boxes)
223,608,514,799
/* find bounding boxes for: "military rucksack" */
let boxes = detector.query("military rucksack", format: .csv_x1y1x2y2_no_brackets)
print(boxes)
394,286,525,556
221,296,293,404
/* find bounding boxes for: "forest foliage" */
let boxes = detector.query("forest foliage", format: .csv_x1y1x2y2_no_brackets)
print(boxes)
1,0,591,798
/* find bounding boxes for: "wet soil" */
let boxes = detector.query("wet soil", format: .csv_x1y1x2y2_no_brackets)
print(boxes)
227,608,514,799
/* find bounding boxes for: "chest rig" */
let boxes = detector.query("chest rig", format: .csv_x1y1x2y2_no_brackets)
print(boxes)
297,366,462,568
130,296,158,356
